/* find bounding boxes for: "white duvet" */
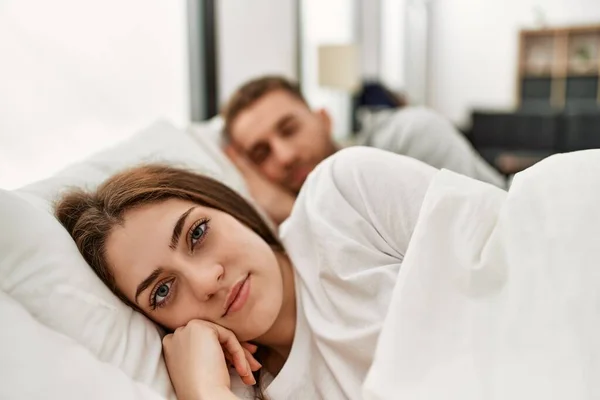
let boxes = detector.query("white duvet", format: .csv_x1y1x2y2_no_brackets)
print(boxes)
364,150,600,399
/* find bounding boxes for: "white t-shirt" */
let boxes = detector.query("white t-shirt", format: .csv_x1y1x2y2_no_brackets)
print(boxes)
356,107,506,189
261,147,437,399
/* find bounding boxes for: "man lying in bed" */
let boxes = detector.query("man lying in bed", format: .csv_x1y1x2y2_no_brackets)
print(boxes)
222,75,506,225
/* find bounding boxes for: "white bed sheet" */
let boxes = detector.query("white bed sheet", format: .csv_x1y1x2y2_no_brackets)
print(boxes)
364,150,600,400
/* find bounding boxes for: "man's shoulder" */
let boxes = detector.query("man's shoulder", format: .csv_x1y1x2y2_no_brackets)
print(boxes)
299,146,432,208
380,106,447,129
357,107,446,148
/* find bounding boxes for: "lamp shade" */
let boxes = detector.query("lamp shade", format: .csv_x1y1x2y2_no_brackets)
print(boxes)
318,44,361,92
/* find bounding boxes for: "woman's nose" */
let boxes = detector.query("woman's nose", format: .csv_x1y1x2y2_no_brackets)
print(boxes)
183,261,225,302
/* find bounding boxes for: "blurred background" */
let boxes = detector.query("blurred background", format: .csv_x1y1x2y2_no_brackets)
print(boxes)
1,0,599,189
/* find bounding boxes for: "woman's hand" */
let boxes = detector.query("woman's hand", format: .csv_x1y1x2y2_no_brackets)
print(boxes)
162,320,261,400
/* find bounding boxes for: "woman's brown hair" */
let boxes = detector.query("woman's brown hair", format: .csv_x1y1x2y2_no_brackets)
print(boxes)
55,164,277,399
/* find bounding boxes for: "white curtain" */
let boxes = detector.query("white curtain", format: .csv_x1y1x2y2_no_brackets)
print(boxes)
380,0,408,93
379,0,431,106
404,0,431,106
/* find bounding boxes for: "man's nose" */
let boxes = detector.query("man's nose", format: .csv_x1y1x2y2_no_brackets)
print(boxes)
271,138,298,167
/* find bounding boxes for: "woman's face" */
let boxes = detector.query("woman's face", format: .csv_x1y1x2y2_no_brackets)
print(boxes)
105,198,284,341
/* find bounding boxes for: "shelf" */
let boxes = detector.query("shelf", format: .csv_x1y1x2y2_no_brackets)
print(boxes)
566,70,600,77
518,24,600,112
523,72,600,79
521,24,600,36
522,71,554,78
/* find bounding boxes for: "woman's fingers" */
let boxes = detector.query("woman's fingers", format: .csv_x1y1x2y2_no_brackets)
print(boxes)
223,350,234,368
243,348,262,372
177,321,262,386
162,333,173,346
161,322,236,396
212,325,256,386
224,347,261,372
240,342,261,371
241,342,258,354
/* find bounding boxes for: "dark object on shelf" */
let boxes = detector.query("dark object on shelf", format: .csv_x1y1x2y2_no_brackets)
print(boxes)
565,76,599,112
472,111,560,150
520,77,554,113
472,24,600,175
470,109,600,174
563,111,600,151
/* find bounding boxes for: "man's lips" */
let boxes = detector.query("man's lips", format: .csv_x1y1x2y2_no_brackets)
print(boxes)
222,274,250,317
290,166,311,185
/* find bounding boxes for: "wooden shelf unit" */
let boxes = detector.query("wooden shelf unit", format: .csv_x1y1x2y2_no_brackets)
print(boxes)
517,24,600,111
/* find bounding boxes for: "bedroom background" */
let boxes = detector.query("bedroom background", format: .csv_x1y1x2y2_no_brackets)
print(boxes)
1,0,599,190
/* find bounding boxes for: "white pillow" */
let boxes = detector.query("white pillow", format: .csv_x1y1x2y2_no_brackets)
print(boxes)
188,115,225,149
0,120,249,399
0,289,167,400
18,119,248,210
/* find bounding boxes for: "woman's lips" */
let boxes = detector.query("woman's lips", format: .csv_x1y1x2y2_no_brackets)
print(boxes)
223,274,251,317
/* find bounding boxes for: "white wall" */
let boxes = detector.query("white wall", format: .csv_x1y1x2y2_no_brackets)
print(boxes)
300,0,358,139
216,0,297,107
0,0,189,190
428,0,600,128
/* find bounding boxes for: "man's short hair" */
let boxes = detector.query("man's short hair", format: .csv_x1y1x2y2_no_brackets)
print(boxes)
222,75,308,138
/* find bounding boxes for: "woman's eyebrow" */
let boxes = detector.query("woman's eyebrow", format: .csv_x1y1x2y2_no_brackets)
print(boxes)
169,206,196,250
135,267,163,304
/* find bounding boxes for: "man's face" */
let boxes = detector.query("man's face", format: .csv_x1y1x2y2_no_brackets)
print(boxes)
229,90,337,193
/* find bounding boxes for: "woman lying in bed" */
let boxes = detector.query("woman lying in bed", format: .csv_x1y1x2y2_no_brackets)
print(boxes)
55,147,436,400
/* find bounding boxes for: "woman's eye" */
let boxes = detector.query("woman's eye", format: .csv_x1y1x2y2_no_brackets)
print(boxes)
187,218,211,251
191,222,207,247
153,280,172,307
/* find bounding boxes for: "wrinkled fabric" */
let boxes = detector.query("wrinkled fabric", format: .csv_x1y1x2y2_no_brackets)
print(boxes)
357,107,506,188
364,150,600,400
